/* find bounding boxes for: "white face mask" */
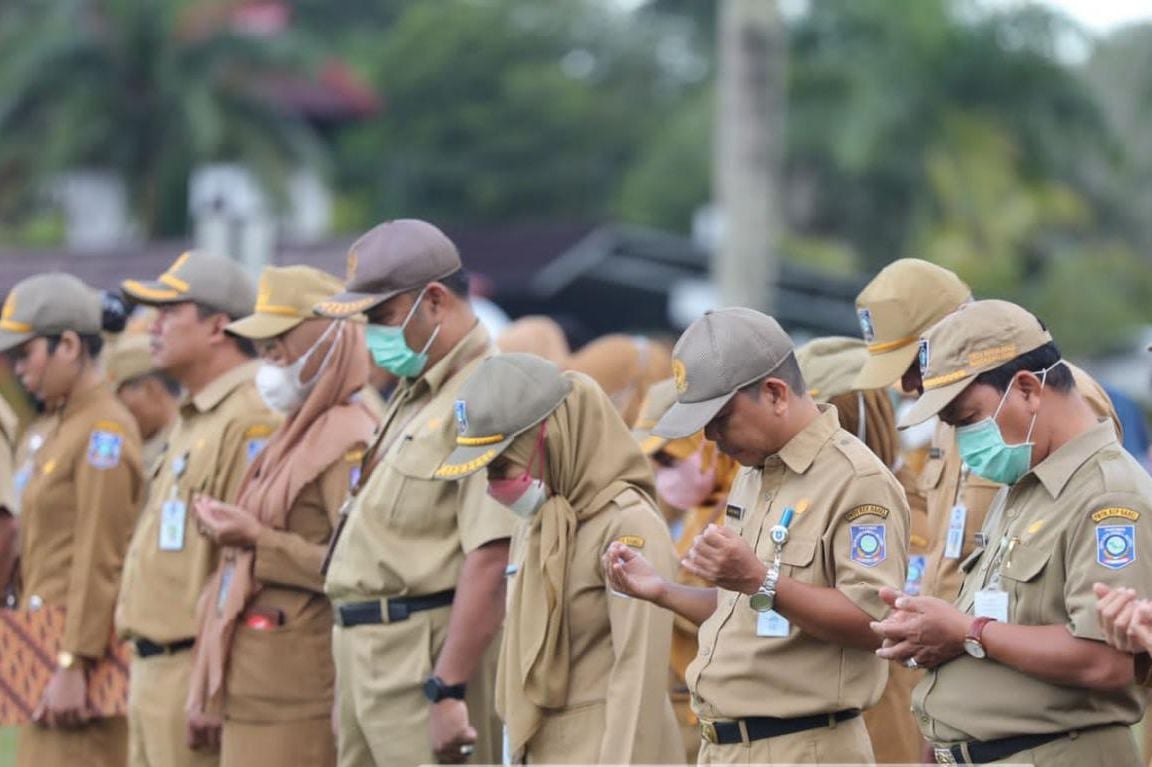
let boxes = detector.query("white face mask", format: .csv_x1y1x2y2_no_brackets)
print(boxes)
506,478,549,519
255,322,340,414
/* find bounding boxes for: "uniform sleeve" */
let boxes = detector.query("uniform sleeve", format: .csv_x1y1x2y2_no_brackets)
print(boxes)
827,471,910,621
209,415,280,504
598,498,679,764
64,422,143,658
252,454,357,593
1063,493,1152,641
454,471,517,554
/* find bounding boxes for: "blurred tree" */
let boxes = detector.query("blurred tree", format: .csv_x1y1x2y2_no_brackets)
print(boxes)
0,0,323,236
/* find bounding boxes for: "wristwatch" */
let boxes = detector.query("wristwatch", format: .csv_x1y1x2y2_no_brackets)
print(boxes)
423,675,467,703
56,651,78,670
963,616,996,659
749,564,780,613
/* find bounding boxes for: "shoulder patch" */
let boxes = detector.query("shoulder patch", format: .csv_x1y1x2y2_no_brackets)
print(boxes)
850,524,887,567
1092,507,1140,524
87,430,123,470
93,420,125,434
244,423,275,440
1097,525,1136,570
846,504,890,521
245,438,268,464
617,535,645,548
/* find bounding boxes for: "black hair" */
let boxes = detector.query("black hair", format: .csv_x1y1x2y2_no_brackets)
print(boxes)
194,302,258,358
437,269,471,298
45,333,103,358
972,341,1074,393
738,352,808,397
40,291,130,358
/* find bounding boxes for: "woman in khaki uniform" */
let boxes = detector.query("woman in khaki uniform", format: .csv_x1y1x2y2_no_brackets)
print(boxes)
185,266,377,767
433,353,683,764
568,334,673,427
0,273,144,767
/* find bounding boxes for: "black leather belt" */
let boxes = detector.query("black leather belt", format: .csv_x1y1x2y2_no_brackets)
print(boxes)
334,589,455,628
933,731,1068,765
134,637,195,658
700,709,860,745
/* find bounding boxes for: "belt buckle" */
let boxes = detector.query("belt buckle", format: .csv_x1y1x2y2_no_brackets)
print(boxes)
700,720,718,744
934,746,958,765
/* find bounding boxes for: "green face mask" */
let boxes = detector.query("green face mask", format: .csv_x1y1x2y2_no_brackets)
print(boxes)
365,287,440,378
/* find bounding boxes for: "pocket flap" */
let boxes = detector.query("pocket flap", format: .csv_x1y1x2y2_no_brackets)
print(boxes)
778,538,817,567
917,458,947,492
389,425,455,481
1000,545,1050,582
959,547,984,574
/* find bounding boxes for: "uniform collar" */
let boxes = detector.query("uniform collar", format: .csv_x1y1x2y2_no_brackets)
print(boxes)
405,321,491,399
184,361,259,415
1029,419,1118,498
61,380,113,418
774,404,840,475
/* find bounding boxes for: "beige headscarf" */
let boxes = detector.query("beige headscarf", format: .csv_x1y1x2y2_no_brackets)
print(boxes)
496,316,571,366
496,372,657,757
568,334,673,426
187,320,378,714
828,389,899,468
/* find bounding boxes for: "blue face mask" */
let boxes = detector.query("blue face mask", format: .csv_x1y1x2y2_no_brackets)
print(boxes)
365,288,440,378
954,361,1060,485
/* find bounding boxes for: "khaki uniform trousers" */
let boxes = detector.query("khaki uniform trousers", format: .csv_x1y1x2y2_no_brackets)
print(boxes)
18,715,127,767
696,715,873,765
222,718,335,767
332,606,501,767
862,663,924,764
128,651,218,767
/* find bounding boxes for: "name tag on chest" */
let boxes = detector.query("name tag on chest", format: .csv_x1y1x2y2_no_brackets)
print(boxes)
974,588,1009,622
159,499,187,551
944,504,967,559
756,610,790,638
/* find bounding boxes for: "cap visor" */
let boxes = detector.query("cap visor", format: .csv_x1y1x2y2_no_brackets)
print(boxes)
0,330,34,353
226,313,302,340
434,436,515,480
898,377,974,429
852,344,919,391
314,291,395,319
121,279,187,306
652,391,735,440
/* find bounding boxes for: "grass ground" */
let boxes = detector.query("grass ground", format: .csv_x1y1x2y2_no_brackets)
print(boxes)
0,727,16,766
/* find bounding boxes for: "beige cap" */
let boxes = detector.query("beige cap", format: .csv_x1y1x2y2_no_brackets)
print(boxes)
122,251,256,319
435,353,572,479
899,299,1052,428
0,273,102,352
227,265,344,340
104,334,157,385
315,219,462,318
632,377,678,455
852,259,972,391
795,336,869,403
654,308,795,440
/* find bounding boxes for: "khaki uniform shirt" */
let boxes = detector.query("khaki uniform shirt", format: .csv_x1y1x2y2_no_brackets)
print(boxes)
10,414,59,517
141,422,174,480
19,383,144,657
688,406,910,721
116,362,279,644
919,364,1120,602
325,324,516,603
913,420,1152,743
226,453,360,723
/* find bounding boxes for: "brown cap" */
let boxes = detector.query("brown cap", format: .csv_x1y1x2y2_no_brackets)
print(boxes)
122,251,256,319
632,377,678,455
104,333,157,385
227,265,344,340
315,219,462,318
852,259,972,391
795,336,869,403
0,273,102,352
435,353,572,479
654,308,795,440
899,299,1052,428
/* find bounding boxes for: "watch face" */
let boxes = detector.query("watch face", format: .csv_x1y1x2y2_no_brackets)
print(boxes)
749,591,774,613
422,677,441,702
963,638,986,659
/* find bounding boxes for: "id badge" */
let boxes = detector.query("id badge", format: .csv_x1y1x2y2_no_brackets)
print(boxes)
216,562,235,614
944,504,967,559
756,609,790,637
159,498,187,551
974,587,1009,622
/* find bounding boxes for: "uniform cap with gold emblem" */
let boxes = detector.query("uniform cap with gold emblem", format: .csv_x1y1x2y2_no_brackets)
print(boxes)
632,377,678,455
899,299,1051,428
226,265,344,339
795,336,869,403
121,250,256,319
852,259,972,391
104,333,157,385
435,353,572,478
0,272,102,352
314,219,462,319
654,307,795,440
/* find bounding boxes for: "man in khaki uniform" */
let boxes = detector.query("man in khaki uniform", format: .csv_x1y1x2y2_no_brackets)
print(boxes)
1,273,145,767
315,219,515,767
105,333,180,472
873,299,1151,767
116,252,280,767
605,308,909,765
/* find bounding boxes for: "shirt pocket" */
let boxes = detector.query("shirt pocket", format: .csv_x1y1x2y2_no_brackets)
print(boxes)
917,456,947,494
384,428,456,536
998,544,1051,625
778,537,818,583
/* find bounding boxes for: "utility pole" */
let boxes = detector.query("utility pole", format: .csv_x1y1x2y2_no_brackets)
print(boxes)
712,0,785,313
